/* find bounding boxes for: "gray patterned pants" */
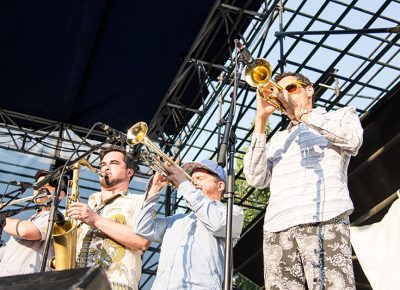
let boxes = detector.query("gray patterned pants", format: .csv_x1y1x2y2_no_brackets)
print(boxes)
263,214,355,290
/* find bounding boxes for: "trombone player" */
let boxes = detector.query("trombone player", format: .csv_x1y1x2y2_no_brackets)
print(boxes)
0,170,67,276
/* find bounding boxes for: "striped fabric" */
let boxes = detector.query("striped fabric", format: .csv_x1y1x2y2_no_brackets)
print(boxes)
244,107,363,232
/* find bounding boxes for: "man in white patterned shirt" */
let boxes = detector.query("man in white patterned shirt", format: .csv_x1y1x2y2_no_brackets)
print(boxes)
68,146,150,290
244,72,363,290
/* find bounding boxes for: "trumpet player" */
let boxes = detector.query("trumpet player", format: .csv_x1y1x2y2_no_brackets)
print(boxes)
67,146,150,290
0,170,67,276
134,159,244,289
243,71,363,289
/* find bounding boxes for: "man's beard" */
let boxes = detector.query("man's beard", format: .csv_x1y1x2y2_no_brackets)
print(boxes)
100,175,123,188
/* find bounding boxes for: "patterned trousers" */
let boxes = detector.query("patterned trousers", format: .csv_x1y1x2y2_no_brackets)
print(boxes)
263,214,355,290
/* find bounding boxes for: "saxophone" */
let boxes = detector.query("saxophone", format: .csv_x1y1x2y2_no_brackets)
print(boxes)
50,159,97,270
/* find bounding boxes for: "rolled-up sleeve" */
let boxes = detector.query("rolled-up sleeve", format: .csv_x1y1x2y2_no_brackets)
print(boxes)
307,107,363,155
134,193,168,244
243,133,272,189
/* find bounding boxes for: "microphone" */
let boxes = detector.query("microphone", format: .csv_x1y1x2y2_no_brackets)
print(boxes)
99,123,127,143
237,42,256,69
10,180,33,188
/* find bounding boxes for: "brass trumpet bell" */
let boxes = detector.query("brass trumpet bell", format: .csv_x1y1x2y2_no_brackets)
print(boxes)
243,58,287,115
244,58,272,87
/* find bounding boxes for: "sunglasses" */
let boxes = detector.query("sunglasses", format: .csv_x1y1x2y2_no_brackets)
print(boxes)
282,80,307,95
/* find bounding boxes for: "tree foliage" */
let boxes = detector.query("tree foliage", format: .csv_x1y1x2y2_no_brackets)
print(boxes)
232,120,271,289
234,120,271,227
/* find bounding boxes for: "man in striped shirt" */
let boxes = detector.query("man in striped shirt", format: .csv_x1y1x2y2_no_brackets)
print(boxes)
244,72,363,290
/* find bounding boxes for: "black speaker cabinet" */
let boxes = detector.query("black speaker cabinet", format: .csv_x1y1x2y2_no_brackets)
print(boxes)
0,265,111,290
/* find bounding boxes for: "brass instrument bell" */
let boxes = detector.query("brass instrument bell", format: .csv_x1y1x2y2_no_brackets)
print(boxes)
243,55,287,114
126,122,193,183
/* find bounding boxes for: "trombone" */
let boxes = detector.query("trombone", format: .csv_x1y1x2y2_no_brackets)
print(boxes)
126,122,193,183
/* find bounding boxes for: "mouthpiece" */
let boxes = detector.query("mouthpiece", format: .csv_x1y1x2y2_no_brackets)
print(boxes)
98,171,106,177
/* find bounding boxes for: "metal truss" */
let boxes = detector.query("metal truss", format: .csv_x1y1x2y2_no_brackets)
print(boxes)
0,109,174,289
146,0,400,287
0,109,155,179
0,0,399,288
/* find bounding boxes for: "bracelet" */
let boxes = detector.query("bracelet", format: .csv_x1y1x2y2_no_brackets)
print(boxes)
15,219,22,237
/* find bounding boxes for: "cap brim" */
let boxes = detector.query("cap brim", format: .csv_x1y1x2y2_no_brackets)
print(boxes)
34,170,68,192
182,162,216,177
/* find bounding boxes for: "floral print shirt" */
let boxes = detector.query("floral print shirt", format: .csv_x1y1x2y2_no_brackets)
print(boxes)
76,191,144,290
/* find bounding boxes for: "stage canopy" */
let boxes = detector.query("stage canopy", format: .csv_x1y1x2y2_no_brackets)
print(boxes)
1,1,399,289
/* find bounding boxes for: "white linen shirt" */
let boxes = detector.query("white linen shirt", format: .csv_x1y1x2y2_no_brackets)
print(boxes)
243,107,363,232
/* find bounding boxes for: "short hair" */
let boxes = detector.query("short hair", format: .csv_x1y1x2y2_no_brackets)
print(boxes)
274,71,313,103
99,145,137,174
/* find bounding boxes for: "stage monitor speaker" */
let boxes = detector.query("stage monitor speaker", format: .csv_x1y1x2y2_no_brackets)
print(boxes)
0,265,111,290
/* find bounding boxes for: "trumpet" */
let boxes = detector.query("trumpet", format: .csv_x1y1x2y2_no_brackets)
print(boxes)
239,43,287,115
126,122,193,183
7,190,49,206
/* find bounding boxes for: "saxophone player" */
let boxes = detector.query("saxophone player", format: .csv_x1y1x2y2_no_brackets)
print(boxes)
0,170,67,276
67,146,150,290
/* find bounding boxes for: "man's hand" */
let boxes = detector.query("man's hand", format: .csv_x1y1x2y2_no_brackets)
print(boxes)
146,171,169,199
161,161,188,188
67,202,99,227
256,87,277,119
253,87,276,134
275,89,299,120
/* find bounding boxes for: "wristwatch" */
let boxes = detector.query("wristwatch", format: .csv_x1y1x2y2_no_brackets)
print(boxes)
296,108,312,120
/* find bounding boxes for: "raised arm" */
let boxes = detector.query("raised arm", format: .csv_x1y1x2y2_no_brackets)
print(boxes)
134,193,169,243
300,107,363,155
3,217,42,241
243,133,273,189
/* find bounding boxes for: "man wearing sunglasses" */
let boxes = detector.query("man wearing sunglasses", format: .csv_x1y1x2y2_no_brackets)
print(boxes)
244,72,363,289
0,170,67,276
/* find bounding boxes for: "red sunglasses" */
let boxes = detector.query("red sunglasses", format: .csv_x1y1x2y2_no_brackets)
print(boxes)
282,80,307,94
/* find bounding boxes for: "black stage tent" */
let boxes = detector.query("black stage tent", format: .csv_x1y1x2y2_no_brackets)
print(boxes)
0,0,216,133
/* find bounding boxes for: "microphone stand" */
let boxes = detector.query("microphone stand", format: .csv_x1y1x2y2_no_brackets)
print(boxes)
0,187,29,210
218,39,241,290
39,139,108,272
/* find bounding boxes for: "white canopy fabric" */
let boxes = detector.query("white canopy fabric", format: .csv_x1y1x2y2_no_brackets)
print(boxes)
350,196,400,290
